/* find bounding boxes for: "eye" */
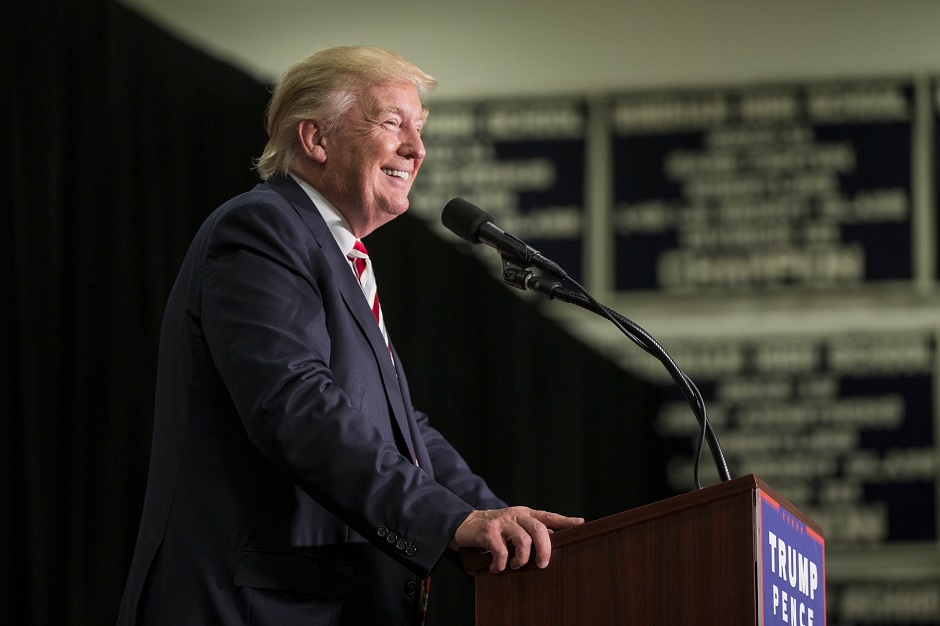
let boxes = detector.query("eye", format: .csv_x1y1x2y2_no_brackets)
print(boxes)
383,118,401,130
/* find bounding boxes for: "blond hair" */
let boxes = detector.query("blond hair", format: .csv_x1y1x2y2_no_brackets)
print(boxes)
255,46,436,180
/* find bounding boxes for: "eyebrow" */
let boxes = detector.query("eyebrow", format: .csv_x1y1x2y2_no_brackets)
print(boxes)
375,106,430,124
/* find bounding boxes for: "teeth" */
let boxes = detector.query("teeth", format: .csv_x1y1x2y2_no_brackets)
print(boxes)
382,168,409,181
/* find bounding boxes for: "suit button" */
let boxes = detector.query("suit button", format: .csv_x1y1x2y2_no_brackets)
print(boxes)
386,532,398,543
405,545,417,556
377,527,388,538
396,539,406,551
405,580,417,596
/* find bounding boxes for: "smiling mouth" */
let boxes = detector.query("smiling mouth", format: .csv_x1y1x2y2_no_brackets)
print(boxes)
381,168,410,182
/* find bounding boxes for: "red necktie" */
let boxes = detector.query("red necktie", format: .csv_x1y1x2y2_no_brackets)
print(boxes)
347,240,390,350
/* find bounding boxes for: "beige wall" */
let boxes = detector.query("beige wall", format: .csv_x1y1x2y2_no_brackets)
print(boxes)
118,0,940,97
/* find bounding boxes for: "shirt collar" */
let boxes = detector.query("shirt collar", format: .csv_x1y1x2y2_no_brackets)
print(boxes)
289,173,358,256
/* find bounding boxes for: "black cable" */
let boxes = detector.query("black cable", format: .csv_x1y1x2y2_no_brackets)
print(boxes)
524,272,732,487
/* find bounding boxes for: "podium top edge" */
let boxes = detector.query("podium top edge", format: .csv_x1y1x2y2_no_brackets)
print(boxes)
460,474,823,575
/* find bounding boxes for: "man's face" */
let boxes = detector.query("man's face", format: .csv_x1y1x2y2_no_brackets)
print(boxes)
317,81,427,236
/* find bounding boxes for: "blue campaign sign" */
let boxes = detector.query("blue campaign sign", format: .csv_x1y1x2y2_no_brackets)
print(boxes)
760,491,826,625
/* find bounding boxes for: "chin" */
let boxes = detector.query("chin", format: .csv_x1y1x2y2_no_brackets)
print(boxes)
370,205,408,231
387,199,410,215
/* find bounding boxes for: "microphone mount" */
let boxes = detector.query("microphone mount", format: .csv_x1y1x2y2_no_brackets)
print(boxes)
500,256,545,292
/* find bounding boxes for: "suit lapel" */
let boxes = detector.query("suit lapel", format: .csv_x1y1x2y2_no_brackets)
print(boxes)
263,177,417,461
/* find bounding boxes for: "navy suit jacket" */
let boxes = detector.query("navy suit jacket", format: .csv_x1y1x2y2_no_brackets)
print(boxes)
118,176,504,625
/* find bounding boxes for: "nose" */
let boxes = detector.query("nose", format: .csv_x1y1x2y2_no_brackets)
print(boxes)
399,128,425,161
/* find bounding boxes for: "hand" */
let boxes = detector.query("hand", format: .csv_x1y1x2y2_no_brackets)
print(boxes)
449,506,585,573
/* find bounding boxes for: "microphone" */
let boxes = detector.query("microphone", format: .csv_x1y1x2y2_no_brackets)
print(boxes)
441,198,567,278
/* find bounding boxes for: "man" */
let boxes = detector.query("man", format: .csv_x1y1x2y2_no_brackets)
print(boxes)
118,45,583,625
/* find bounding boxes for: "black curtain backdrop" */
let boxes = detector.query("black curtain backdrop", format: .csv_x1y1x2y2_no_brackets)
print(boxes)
3,1,666,624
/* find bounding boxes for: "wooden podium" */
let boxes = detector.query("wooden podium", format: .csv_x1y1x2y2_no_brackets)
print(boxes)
462,474,826,625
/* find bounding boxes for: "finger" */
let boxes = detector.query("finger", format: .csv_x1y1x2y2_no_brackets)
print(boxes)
483,521,510,574
507,530,533,570
488,540,509,573
518,515,552,568
531,510,585,529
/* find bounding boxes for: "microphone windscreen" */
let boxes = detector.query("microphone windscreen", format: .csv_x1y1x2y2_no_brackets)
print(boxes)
442,198,493,244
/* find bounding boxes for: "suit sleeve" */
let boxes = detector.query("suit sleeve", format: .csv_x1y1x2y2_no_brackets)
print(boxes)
199,196,472,577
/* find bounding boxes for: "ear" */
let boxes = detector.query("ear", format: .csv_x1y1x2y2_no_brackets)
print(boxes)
297,119,328,164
